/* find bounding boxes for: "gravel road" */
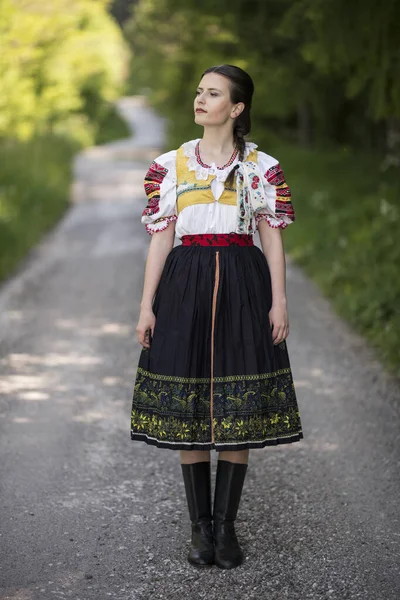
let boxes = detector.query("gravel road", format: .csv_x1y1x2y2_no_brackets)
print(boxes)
0,97,399,600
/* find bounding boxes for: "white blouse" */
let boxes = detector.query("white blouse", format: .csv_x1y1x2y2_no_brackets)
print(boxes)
141,138,295,238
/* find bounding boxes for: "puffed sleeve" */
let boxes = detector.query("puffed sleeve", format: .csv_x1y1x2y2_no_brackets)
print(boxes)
255,151,295,229
141,150,178,235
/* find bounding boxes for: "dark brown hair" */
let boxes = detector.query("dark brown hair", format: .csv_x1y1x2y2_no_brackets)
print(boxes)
200,64,254,187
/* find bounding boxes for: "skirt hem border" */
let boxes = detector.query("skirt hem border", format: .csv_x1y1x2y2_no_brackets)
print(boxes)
130,431,303,451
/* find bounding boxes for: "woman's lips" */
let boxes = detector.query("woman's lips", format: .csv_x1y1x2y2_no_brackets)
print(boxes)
195,109,207,113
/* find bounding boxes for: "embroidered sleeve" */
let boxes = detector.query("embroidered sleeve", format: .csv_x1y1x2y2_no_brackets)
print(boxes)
141,151,178,235
255,153,295,229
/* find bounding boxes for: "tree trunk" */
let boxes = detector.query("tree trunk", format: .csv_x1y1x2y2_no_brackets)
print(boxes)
386,117,400,168
297,102,312,148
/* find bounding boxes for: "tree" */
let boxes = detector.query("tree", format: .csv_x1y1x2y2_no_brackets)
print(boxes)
0,0,129,140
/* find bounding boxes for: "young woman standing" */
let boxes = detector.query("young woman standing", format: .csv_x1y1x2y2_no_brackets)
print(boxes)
131,64,303,569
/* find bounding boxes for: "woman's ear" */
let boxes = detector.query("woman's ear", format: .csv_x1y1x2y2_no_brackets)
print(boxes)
231,102,245,118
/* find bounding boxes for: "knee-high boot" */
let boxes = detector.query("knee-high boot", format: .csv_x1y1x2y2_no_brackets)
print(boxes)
180,461,214,566
213,459,248,569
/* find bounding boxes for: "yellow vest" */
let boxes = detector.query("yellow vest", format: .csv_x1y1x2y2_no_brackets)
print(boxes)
176,145,258,216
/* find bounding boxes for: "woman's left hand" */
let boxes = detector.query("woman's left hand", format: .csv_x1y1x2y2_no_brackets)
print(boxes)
269,301,289,345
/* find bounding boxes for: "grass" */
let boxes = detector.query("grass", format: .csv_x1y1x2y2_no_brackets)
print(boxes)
0,134,78,282
264,140,400,377
94,102,131,145
0,103,131,285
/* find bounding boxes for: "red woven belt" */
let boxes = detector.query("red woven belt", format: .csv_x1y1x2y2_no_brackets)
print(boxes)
181,233,254,247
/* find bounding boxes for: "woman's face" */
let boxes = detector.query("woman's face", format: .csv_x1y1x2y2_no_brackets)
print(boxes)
194,72,244,126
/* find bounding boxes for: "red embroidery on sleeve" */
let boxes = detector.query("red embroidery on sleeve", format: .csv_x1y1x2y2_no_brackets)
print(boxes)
264,163,285,186
142,161,169,217
263,163,295,224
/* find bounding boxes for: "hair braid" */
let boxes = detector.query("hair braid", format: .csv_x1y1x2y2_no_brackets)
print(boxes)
234,125,247,163
225,105,251,188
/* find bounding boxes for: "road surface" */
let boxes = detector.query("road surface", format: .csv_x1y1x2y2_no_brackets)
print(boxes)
0,97,399,600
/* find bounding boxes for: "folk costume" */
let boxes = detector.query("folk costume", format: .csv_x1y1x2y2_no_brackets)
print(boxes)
130,138,303,451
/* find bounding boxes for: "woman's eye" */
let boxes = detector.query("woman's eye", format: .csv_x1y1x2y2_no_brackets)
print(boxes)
195,91,218,97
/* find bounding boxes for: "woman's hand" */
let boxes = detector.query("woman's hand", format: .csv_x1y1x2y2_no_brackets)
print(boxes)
269,300,289,345
136,308,156,349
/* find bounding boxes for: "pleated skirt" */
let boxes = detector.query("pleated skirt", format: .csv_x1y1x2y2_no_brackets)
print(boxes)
130,233,303,451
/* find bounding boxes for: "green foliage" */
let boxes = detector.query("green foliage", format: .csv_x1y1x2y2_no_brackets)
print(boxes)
125,0,400,148
0,135,78,281
110,0,137,25
0,0,132,283
94,102,131,144
271,141,400,376
292,0,400,120
124,0,334,146
0,106,130,283
0,0,130,143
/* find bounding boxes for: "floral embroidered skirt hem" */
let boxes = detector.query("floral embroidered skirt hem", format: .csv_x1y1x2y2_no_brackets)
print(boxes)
131,233,303,451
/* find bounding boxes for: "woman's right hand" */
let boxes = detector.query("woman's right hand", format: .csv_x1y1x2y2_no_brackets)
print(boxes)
136,308,156,349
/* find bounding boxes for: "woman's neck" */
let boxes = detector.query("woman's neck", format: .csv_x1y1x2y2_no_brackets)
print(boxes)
199,128,236,165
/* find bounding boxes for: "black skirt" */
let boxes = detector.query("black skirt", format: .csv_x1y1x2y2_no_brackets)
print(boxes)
130,233,303,451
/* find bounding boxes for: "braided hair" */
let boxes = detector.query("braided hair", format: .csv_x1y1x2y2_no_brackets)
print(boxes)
200,64,254,188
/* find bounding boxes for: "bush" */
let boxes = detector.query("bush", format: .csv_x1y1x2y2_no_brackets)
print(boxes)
264,140,400,376
0,102,131,284
94,102,131,144
0,135,78,281
0,0,132,284
0,0,129,142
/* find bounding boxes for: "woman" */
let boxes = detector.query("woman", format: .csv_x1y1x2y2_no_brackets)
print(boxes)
131,64,303,570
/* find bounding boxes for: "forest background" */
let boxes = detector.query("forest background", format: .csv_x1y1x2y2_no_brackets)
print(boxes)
1,0,399,375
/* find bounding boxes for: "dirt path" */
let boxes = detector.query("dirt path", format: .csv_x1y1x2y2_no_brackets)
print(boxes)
0,97,399,600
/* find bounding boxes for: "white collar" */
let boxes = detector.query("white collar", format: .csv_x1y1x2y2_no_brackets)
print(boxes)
182,138,258,182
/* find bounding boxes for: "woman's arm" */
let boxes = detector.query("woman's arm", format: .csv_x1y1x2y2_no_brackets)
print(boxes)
257,220,289,345
136,223,176,348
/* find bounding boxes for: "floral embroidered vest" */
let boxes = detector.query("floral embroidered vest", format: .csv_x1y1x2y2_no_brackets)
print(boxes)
175,145,258,216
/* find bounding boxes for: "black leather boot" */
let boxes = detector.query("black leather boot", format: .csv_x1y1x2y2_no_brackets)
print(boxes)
181,461,214,567
213,460,248,569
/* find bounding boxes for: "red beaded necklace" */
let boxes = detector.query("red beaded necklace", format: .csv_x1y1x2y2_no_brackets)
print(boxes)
195,140,238,170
